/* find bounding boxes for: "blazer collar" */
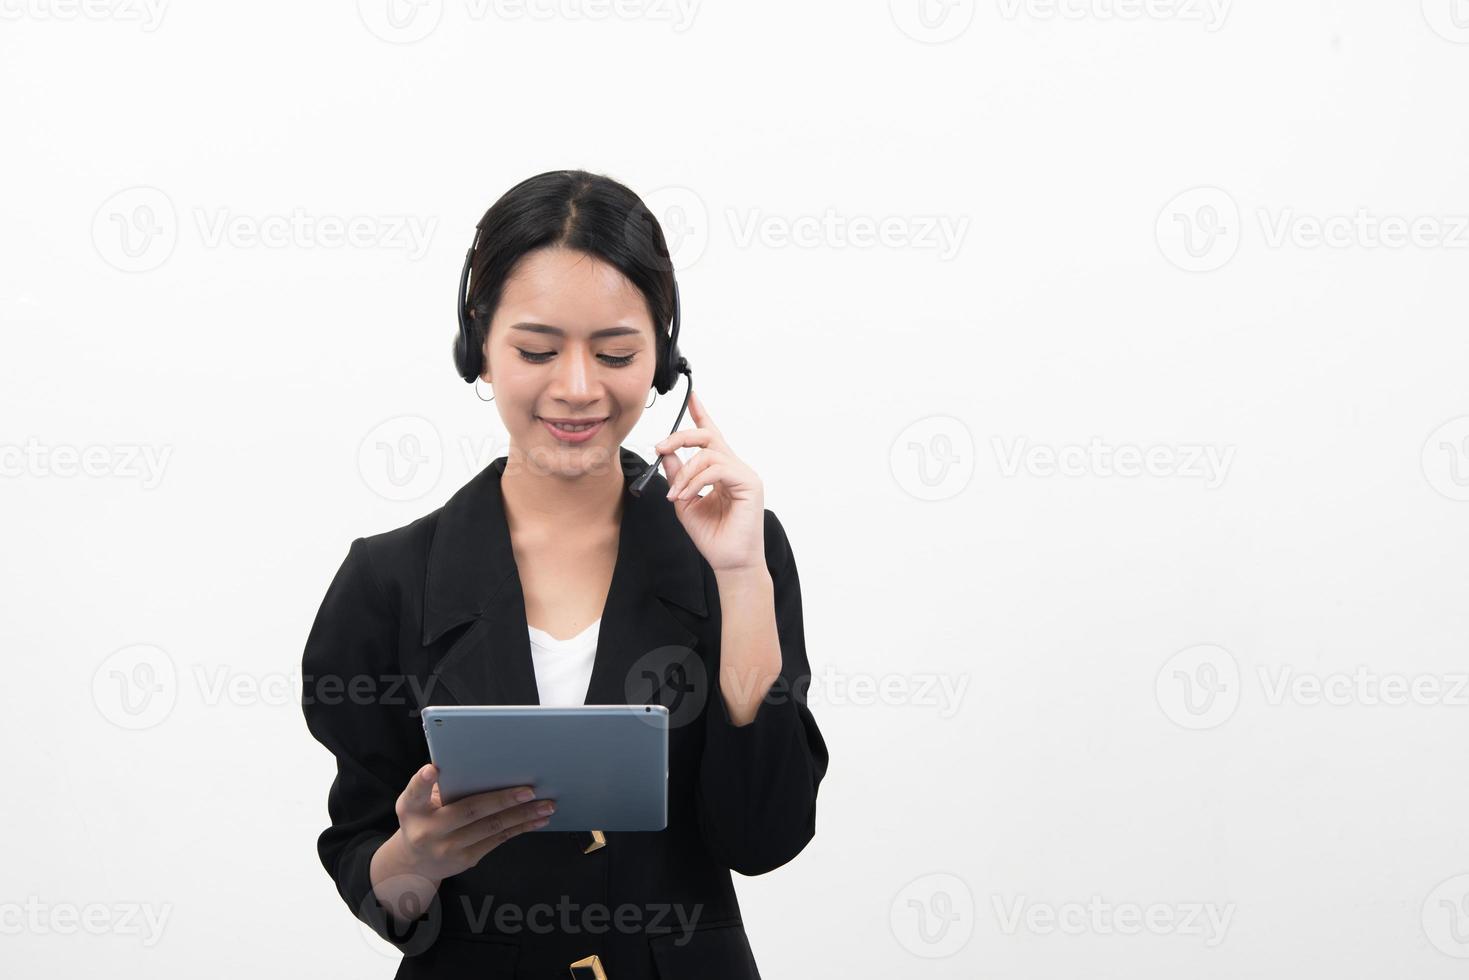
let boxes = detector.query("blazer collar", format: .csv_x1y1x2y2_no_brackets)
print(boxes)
424,446,707,645
420,446,708,708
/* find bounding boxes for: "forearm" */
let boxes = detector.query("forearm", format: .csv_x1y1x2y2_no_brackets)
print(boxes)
714,567,783,726
369,830,442,929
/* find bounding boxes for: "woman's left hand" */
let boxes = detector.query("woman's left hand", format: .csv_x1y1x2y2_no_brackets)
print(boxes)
654,389,766,576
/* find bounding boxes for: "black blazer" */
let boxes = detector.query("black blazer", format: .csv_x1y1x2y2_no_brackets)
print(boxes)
302,447,829,979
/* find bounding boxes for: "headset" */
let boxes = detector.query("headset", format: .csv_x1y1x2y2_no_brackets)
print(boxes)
453,222,694,497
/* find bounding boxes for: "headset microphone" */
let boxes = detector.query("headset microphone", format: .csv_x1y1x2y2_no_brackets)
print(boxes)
454,222,693,498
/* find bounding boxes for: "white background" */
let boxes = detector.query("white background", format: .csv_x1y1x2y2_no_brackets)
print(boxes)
4,1,1469,977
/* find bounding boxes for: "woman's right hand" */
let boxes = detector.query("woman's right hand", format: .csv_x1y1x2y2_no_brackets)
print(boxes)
393,763,557,882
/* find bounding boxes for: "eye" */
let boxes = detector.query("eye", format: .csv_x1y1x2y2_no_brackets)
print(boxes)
514,348,636,367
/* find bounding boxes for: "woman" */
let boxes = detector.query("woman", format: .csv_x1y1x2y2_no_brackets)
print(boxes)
301,170,829,979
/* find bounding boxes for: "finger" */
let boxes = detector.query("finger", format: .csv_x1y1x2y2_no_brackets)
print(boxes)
677,463,729,501
399,763,438,813
438,784,540,832
655,427,711,455
661,449,683,487
446,799,556,850
461,815,549,866
688,389,715,432
667,450,722,499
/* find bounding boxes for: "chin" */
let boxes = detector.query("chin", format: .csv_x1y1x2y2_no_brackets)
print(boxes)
518,439,623,479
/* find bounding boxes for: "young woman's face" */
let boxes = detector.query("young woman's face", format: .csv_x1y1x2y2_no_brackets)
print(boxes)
482,246,659,478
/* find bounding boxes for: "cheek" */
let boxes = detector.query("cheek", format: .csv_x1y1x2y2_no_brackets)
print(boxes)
488,349,537,388
626,360,659,399
607,375,647,408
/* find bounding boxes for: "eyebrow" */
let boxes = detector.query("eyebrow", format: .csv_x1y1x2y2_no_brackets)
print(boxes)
509,323,643,339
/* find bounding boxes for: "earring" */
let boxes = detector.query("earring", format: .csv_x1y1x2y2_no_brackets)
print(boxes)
646,389,658,409
475,378,495,402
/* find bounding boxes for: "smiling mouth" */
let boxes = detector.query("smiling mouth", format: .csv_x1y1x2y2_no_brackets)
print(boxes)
538,417,610,442
539,417,608,432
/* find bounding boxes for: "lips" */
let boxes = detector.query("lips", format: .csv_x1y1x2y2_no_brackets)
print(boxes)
539,417,608,444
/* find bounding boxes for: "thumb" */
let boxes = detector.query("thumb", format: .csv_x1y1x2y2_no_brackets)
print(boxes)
402,763,437,810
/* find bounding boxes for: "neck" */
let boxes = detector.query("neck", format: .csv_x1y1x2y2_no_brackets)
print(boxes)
500,446,626,537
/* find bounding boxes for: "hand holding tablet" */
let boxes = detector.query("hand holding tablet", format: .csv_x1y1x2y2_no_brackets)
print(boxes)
389,765,556,884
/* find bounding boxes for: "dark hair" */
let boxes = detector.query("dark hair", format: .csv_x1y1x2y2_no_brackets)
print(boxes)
458,169,675,381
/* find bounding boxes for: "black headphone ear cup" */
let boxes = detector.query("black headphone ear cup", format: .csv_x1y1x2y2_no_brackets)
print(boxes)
457,332,480,383
456,231,481,383
662,340,682,394
653,342,669,394
656,278,681,394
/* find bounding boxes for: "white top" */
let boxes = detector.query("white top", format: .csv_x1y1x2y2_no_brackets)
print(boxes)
527,618,601,706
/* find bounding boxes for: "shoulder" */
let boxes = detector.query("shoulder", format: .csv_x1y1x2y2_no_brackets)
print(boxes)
335,507,443,610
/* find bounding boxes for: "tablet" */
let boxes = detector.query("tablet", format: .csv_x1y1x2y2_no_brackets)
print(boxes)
420,704,668,832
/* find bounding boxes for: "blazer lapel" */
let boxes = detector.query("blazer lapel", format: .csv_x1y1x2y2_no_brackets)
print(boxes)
421,446,708,709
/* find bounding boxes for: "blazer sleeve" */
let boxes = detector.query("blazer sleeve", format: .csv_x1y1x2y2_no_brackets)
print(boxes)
301,537,436,955
696,509,830,875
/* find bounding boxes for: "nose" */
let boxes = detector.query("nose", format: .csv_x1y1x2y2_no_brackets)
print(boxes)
547,343,603,407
